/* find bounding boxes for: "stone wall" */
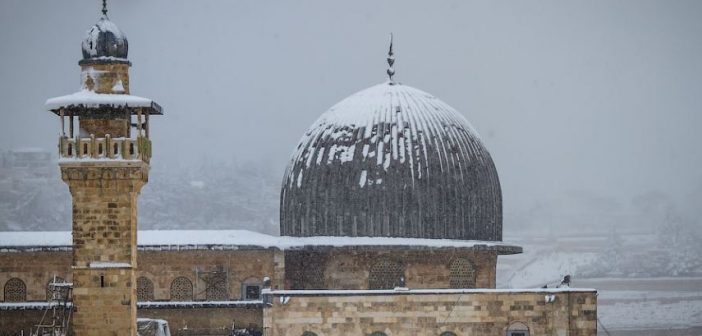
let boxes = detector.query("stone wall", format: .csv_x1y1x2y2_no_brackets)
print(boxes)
139,307,262,335
71,267,136,336
0,310,46,335
0,306,263,336
0,249,281,302
263,290,597,336
138,249,284,301
0,247,494,302
0,251,71,301
285,249,497,290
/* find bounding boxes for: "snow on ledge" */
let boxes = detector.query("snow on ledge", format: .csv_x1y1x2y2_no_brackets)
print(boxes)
263,287,597,296
138,300,264,309
45,90,154,110
0,302,73,311
0,230,521,253
89,261,132,268
0,301,264,311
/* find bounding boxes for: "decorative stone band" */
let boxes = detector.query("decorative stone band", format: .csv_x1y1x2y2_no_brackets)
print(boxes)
60,163,149,182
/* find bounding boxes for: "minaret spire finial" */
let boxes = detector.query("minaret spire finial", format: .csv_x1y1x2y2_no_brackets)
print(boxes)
386,33,396,83
102,0,108,16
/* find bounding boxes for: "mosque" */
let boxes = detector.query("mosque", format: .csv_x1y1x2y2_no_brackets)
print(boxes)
0,4,597,336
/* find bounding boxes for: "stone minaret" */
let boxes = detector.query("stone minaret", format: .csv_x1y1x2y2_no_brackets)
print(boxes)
46,3,162,335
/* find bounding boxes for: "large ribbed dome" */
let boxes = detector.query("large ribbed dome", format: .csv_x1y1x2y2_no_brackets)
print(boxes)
280,82,502,241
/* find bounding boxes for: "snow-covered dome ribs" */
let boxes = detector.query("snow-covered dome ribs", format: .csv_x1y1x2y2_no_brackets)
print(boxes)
281,82,502,241
81,15,128,62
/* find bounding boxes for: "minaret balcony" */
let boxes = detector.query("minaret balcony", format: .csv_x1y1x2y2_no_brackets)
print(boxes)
58,135,151,163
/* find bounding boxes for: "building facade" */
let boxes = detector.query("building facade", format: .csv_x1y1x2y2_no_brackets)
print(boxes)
0,5,596,336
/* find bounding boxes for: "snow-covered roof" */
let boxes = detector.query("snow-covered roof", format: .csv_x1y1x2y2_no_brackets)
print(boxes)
0,300,263,311
263,287,597,296
45,90,162,115
138,300,264,309
0,230,522,254
81,16,128,60
281,82,503,241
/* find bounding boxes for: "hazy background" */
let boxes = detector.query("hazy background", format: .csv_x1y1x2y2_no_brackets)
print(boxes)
2,1,702,332
1,0,702,233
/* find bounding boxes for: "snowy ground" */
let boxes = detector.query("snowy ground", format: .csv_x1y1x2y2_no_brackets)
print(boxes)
498,234,702,334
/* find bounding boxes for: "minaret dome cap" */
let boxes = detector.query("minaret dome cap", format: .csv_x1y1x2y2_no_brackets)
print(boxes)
80,15,129,63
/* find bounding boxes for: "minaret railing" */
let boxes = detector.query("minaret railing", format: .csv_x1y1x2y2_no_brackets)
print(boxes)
58,135,150,162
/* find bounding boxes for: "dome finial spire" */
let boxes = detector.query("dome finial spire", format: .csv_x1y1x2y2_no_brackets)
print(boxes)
102,0,108,16
386,33,396,83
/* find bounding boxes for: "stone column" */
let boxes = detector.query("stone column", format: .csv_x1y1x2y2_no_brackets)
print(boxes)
61,161,148,336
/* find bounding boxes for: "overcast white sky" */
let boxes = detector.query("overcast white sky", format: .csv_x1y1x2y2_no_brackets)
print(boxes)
1,0,700,225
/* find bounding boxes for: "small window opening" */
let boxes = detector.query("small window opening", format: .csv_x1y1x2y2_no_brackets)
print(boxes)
129,143,135,155
67,144,73,156
244,285,261,300
114,143,119,155
83,143,88,155
98,143,103,155
100,275,105,288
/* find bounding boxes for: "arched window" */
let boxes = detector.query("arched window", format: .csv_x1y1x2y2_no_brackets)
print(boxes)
170,277,193,301
368,258,405,289
205,272,228,301
286,251,325,289
46,276,69,301
440,332,457,336
506,321,530,336
136,276,155,301
449,258,476,289
4,278,26,302
241,277,262,300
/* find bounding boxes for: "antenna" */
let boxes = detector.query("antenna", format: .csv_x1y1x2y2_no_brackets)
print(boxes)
386,33,396,83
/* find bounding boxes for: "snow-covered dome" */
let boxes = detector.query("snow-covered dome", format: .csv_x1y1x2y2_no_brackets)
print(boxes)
81,15,128,61
280,82,502,241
